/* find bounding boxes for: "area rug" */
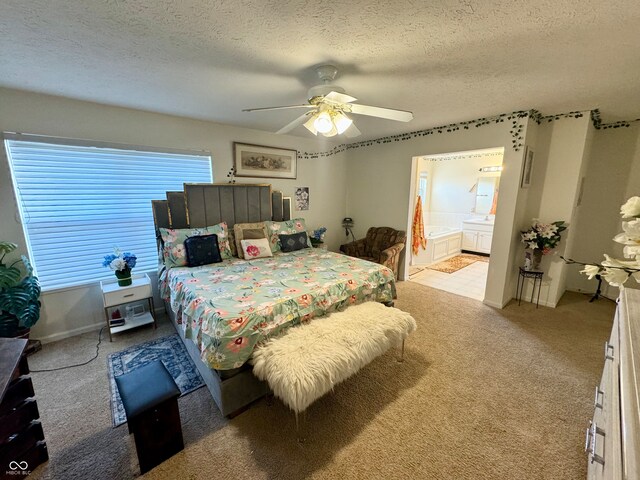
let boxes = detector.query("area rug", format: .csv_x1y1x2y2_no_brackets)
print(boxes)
107,334,204,427
427,254,489,274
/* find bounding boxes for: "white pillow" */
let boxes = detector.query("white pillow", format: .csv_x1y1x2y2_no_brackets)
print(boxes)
241,238,273,259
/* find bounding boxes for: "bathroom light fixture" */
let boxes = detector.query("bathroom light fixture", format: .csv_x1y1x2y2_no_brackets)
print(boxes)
479,165,503,172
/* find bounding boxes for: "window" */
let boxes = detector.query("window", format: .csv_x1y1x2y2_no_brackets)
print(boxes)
418,171,428,206
5,135,212,291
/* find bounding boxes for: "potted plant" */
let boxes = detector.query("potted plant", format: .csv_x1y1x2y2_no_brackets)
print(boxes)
0,242,41,338
309,227,327,248
521,219,567,270
102,248,137,287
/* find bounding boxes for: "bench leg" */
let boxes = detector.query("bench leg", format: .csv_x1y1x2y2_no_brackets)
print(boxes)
397,339,405,363
294,410,306,444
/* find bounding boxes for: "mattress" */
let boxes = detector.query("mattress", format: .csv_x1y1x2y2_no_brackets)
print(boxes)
159,248,396,370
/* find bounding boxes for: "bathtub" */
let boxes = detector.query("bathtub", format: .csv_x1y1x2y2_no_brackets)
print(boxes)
413,226,462,266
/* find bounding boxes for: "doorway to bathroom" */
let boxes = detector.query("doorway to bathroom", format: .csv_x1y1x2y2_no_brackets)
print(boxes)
406,147,504,301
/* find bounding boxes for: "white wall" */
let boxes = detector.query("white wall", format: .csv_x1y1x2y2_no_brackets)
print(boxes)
344,121,527,308
520,115,592,306
427,150,503,218
0,87,347,342
566,124,640,297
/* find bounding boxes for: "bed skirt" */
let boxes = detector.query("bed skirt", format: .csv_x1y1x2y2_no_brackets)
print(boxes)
165,301,268,416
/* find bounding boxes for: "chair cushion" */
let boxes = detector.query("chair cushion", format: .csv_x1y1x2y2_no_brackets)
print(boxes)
115,360,180,420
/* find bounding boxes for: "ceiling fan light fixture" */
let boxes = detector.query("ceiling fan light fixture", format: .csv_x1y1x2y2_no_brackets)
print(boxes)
333,112,353,134
303,116,318,135
314,111,334,134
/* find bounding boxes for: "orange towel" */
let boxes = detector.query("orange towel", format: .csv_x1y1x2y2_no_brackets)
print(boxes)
412,196,427,255
489,188,498,215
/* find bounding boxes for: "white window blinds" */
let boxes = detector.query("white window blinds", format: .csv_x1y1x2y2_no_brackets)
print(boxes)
5,137,212,291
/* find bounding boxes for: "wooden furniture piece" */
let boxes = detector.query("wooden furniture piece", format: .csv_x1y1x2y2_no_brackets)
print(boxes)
585,288,639,479
100,273,156,342
516,267,543,308
461,219,494,254
115,360,183,474
0,338,48,477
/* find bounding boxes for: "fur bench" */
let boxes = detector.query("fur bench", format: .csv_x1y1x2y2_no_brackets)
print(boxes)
251,302,417,415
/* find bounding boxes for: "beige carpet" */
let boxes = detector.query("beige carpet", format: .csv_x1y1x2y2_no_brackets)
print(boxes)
27,282,615,480
427,253,490,273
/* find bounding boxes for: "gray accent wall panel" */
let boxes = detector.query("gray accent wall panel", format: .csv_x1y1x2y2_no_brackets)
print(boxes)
179,184,272,231
167,191,188,228
271,191,283,221
151,200,171,230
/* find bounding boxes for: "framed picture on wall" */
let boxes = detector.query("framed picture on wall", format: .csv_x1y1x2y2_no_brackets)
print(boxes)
233,142,297,179
521,146,534,188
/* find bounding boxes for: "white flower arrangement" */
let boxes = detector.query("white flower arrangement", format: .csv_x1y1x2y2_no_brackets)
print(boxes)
566,196,640,288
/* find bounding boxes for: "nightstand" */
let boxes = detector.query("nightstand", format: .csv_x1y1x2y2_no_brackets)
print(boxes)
100,273,156,341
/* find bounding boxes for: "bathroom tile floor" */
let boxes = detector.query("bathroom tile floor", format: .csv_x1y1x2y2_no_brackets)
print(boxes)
409,258,489,301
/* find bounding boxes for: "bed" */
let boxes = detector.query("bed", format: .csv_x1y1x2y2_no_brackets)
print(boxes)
152,183,397,416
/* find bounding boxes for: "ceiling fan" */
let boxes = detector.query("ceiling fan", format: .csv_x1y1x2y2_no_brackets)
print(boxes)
242,65,414,138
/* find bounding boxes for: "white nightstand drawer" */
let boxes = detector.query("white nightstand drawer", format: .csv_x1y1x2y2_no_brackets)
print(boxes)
101,274,152,308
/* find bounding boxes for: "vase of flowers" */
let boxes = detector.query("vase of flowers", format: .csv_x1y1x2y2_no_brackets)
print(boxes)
566,196,640,287
521,219,567,270
309,227,327,248
103,248,137,287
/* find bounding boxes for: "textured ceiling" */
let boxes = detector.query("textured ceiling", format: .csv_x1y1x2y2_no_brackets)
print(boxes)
1,0,639,141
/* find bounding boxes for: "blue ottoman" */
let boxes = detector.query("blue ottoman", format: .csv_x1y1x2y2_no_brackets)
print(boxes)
115,360,183,473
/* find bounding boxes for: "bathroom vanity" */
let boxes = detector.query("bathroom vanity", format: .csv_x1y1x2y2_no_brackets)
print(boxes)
461,218,494,254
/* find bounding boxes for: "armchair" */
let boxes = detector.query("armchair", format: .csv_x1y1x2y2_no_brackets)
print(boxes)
340,227,407,279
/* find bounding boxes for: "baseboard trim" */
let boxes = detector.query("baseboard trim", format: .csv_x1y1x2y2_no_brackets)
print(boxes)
37,321,104,344
483,299,507,309
35,305,166,344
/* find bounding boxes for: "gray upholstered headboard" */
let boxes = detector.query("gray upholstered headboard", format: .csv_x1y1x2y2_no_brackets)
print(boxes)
151,183,290,232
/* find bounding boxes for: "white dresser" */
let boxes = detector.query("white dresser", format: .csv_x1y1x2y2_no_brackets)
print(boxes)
586,288,640,479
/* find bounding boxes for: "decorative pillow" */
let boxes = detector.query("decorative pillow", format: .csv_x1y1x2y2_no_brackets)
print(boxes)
159,222,233,267
228,229,237,257
279,232,310,253
240,238,273,259
184,234,222,267
233,222,268,259
264,218,313,253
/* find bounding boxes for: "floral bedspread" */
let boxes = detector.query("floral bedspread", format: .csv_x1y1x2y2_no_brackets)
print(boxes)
159,249,396,370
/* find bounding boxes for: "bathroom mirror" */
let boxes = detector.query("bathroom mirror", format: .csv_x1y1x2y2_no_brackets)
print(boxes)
475,177,498,214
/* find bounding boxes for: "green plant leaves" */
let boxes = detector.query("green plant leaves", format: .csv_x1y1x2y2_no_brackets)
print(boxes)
0,264,21,288
0,243,41,335
0,242,17,256
18,302,40,328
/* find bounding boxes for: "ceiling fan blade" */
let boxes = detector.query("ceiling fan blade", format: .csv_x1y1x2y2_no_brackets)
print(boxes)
242,104,314,112
324,91,357,104
276,112,314,134
343,123,362,138
348,104,413,122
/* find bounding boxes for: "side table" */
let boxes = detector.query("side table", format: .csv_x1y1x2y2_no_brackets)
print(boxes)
100,273,156,341
516,267,543,308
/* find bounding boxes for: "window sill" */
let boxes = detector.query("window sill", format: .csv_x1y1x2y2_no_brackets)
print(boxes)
41,269,157,295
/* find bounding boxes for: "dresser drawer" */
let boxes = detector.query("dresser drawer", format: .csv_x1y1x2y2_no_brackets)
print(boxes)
0,377,34,417
103,282,152,307
0,421,44,463
0,400,39,443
